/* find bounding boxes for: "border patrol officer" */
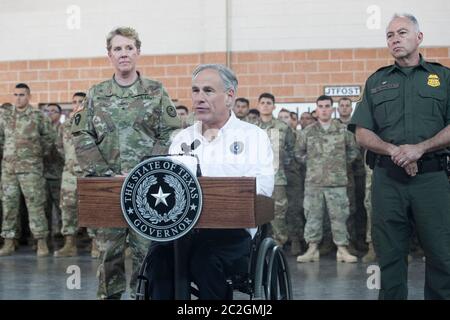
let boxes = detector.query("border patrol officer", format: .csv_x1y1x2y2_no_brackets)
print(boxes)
350,13,450,299
72,27,181,299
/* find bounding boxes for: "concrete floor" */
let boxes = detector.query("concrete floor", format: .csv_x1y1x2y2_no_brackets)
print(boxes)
0,245,427,300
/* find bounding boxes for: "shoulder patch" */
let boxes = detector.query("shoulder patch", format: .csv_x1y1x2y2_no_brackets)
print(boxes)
74,113,82,126
166,105,177,118
71,109,87,133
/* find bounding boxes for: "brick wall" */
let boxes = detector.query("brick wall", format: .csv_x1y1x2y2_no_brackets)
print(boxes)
1,47,449,109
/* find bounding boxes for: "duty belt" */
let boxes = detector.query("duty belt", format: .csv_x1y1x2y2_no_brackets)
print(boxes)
377,156,445,174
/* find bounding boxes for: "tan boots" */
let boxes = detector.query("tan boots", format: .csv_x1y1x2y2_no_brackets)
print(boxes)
1,238,49,257
54,235,77,257
0,239,16,256
297,242,319,262
90,239,100,258
37,239,49,257
336,246,358,263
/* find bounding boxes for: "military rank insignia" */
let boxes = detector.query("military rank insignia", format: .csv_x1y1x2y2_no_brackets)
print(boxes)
427,74,440,87
121,157,202,242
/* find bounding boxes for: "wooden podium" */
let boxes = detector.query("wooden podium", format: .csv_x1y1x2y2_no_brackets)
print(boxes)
77,176,274,229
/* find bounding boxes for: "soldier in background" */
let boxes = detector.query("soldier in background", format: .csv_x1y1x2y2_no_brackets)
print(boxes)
295,95,359,263
43,103,65,242
246,108,260,123
54,92,99,258
233,97,250,120
0,83,55,257
279,109,306,255
277,108,291,125
337,97,367,253
362,159,376,263
256,93,295,246
72,27,180,299
176,105,190,129
289,112,299,130
0,103,13,243
299,111,316,129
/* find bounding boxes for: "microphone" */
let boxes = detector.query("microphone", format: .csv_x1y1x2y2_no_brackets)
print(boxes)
191,139,201,151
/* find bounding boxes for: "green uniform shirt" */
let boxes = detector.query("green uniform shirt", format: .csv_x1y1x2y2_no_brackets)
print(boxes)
0,105,55,174
350,55,450,145
71,74,181,176
44,122,64,179
57,119,82,176
295,120,359,187
256,118,295,185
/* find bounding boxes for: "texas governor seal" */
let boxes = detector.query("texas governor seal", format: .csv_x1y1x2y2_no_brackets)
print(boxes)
121,157,202,242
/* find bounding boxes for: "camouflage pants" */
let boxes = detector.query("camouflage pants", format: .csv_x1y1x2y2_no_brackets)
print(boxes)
0,178,2,233
96,227,151,299
59,172,96,238
1,172,48,239
59,171,78,236
285,167,305,243
270,185,289,244
45,178,62,235
303,186,350,246
364,165,373,243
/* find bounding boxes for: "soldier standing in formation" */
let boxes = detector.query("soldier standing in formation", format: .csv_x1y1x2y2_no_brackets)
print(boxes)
0,83,55,257
278,108,306,255
71,27,180,299
43,103,65,240
54,92,99,258
256,93,295,246
337,97,367,253
296,95,359,263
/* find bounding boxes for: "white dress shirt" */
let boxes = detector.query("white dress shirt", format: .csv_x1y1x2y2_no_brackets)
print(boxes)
169,112,275,236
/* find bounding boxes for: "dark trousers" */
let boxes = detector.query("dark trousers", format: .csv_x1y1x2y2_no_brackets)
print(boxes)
147,229,251,300
372,167,450,299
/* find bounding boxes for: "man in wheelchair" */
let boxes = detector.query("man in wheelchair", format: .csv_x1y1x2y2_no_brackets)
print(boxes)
139,64,275,300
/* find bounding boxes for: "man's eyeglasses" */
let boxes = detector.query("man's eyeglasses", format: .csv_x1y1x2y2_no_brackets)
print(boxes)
44,110,60,114
13,93,26,97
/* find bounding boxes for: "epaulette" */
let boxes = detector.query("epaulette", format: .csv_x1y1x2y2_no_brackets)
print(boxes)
428,61,450,71
375,64,393,73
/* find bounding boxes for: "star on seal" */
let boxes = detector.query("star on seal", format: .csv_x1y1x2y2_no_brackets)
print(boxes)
151,186,171,207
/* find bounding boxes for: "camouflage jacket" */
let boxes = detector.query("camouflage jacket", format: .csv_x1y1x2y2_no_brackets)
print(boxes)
295,120,359,187
335,119,365,176
255,118,295,185
43,122,64,179
71,75,181,176
0,105,56,174
57,119,82,176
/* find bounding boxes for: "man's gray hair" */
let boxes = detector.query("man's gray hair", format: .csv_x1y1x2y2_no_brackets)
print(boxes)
390,13,420,33
192,64,238,92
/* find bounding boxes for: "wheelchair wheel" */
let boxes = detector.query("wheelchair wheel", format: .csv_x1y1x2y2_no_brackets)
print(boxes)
266,245,292,300
253,237,292,300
